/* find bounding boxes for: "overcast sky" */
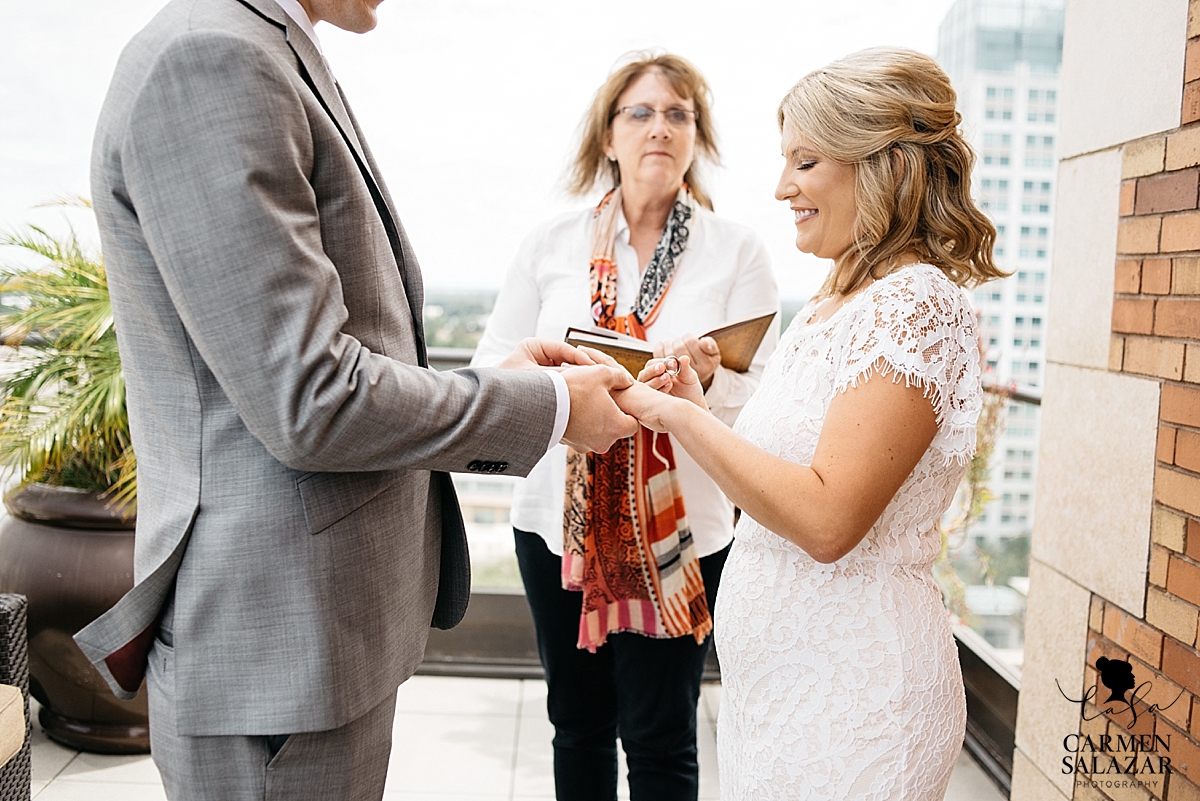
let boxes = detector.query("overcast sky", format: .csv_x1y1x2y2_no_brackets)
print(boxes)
0,0,958,300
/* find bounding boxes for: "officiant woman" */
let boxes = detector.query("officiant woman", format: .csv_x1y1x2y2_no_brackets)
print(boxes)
471,52,779,801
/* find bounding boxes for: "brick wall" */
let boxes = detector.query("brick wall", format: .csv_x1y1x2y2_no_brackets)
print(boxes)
1083,5,1200,799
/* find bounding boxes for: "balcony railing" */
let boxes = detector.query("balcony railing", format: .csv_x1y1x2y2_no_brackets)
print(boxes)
950,381,1040,795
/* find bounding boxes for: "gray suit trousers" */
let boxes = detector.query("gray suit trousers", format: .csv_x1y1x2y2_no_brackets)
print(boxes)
148,637,397,801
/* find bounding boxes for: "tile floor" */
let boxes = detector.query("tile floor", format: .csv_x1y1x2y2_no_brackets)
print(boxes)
26,675,1005,800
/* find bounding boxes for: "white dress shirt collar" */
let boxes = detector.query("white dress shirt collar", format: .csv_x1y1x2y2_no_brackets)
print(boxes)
615,208,629,240
271,0,323,53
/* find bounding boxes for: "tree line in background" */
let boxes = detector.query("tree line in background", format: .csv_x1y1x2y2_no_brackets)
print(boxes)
422,291,810,350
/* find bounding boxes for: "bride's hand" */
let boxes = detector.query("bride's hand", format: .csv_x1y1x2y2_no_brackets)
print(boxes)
653,335,720,390
612,381,676,433
638,354,707,409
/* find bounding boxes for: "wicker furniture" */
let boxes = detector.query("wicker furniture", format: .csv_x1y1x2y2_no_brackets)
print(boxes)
0,594,30,800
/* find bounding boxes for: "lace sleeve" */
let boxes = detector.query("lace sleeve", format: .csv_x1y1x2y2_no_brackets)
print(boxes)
835,265,981,464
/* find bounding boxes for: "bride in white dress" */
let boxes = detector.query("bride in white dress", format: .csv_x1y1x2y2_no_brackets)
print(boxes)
614,47,1007,799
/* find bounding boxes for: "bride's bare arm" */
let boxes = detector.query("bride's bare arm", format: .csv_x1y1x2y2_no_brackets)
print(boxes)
616,366,937,563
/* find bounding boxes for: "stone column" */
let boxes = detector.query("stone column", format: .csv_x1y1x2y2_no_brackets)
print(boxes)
1012,1,1200,799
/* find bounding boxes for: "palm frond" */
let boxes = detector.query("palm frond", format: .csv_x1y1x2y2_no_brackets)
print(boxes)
0,204,135,509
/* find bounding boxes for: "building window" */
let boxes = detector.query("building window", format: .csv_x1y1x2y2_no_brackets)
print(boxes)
1021,182,1053,215
1027,88,1058,123
1024,135,1056,169
1017,225,1050,259
979,177,1010,213
985,85,1015,120
983,132,1012,166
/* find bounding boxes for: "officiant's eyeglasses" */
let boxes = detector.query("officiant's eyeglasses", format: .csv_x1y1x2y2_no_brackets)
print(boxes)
612,106,698,127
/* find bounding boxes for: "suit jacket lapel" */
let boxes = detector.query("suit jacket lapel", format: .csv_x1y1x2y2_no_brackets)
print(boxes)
322,80,428,365
232,0,428,365
284,34,367,158
231,2,355,143
230,0,375,240
336,87,426,346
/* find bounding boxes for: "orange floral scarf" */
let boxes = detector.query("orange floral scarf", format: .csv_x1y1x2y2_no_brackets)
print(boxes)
561,186,712,652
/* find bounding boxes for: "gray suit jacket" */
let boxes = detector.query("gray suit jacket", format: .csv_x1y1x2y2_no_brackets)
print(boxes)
76,0,558,736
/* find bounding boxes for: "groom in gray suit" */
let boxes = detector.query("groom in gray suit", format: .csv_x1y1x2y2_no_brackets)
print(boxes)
77,0,638,797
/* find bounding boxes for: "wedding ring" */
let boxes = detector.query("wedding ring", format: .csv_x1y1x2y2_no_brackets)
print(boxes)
662,355,681,376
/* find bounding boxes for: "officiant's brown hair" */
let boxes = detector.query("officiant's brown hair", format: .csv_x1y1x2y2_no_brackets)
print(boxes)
569,51,720,210
779,47,1006,296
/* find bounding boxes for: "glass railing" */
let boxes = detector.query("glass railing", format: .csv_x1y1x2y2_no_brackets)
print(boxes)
936,383,1039,682
936,382,1039,793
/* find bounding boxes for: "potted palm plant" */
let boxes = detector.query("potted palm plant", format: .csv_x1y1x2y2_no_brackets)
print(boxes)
0,201,147,754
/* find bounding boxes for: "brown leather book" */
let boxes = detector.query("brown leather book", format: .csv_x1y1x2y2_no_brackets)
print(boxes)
565,312,776,376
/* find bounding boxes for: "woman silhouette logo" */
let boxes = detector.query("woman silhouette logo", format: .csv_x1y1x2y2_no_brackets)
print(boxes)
1096,657,1136,704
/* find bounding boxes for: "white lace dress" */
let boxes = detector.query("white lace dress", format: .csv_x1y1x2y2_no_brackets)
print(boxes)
715,264,978,800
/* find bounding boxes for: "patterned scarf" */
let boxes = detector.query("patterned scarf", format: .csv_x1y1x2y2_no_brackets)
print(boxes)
561,186,713,652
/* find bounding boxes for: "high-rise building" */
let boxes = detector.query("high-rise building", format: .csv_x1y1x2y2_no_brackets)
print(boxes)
937,0,1066,546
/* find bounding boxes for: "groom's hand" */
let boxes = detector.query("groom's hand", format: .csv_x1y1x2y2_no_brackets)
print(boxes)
561,365,639,453
500,338,597,370
497,338,637,452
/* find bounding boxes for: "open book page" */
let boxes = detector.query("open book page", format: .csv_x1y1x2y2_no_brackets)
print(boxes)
565,312,776,376
704,312,775,372
563,329,653,375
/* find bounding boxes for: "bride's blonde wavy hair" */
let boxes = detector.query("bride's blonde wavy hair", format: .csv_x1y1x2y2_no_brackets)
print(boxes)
779,47,1006,295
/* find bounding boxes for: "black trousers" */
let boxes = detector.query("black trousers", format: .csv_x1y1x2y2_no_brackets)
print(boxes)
514,528,730,801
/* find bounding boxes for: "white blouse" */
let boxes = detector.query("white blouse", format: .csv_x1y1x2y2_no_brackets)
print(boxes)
472,203,781,557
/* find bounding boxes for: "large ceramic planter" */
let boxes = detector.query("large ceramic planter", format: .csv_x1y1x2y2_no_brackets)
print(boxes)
0,483,148,754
